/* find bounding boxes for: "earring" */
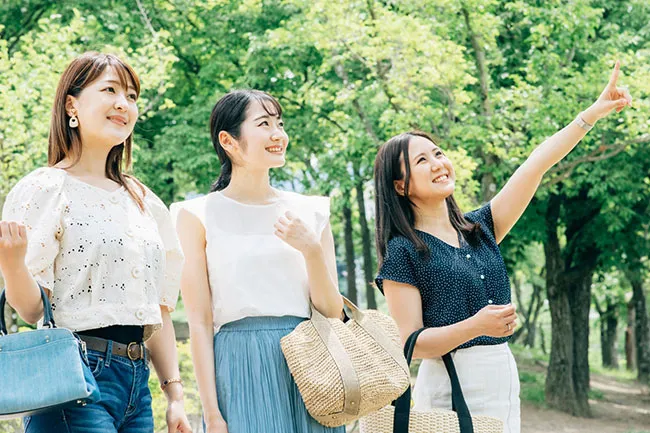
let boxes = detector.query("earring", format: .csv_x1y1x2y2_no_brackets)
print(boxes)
69,112,79,128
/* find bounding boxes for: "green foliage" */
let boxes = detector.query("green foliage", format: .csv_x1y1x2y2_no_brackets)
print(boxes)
2,0,650,424
518,370,547,407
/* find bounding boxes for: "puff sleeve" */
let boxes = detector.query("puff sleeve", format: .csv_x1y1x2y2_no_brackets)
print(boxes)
1,168,66,293
144,190,185,312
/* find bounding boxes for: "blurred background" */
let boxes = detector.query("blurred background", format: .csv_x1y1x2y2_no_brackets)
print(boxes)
1,0,649,432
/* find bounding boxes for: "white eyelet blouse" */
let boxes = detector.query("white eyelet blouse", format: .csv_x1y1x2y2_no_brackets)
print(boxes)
1,167,184,340
171,190,330,333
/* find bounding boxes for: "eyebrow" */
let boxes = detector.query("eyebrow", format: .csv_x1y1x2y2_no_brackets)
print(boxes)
411,147,441,161
253,114,281,121
102,79,137,92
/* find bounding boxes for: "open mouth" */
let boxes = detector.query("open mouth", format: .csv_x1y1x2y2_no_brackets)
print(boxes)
265,145,284,154
108,116,128,126
432,174,449,184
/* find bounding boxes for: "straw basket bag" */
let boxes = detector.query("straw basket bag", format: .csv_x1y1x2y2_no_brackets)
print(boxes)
280,297,410,427
360,328,504,433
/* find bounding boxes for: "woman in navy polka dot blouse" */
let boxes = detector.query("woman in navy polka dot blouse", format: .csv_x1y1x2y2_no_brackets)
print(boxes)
373,62,631,432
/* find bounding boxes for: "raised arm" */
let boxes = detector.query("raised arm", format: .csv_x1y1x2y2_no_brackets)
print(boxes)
491,61,632,243
0,222,43,324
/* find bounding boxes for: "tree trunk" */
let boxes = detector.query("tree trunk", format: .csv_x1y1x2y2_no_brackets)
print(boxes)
342,197,358,305
599,301,619,369
544,195,579,412
539,324,547,355
544,194,592,416
510,276,542,347
626,301,637,371
524,282,544,348
568,268,595,416
627,268,650,383
355,178,377,309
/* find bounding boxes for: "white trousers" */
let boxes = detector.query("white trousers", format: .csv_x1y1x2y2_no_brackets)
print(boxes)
413,343,521,433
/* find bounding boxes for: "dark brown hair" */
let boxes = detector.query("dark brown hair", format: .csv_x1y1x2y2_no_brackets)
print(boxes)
48,52,145,210
374,131,481,266
209,89,283,191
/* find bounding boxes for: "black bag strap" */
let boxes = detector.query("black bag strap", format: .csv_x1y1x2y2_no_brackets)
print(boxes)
0,284,55,335
442,351,474,432
392,328,474,433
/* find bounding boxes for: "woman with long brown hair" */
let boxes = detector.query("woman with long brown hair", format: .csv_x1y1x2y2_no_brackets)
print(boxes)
373,62,632,432
0,52,192,433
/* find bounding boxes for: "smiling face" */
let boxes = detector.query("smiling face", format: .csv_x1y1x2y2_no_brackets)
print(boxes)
396,135,456,202
222,99,289,170
66,67,139,152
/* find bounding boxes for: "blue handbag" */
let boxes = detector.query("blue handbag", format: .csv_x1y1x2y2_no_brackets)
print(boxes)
0,285,100,419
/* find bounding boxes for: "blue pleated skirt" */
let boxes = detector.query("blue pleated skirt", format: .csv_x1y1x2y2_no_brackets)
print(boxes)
212,316,346,433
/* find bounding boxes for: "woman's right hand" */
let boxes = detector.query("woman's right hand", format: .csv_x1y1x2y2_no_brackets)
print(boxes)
205,417,228,433
471,303,517,338
0,221,28,274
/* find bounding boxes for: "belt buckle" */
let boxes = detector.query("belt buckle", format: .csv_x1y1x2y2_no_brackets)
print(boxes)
127,342,141,361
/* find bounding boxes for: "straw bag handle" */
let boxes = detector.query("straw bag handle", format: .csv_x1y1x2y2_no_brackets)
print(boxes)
307,296,409,418
0,284,55,336
392,328,475,433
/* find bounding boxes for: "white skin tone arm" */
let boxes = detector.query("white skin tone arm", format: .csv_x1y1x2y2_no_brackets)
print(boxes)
175,208,228,433
145,308,189,433
386,62,632,357
491,61,632,243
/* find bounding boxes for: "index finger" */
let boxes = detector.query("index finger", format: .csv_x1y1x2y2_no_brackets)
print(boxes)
608,60,621,86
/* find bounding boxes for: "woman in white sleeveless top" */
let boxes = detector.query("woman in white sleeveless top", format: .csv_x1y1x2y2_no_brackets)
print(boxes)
172,90,344,433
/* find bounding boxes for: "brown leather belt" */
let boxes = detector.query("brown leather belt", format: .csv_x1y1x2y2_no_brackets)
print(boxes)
79,335,149,361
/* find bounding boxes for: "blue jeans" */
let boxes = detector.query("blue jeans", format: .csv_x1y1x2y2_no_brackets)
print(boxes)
23,342,153,433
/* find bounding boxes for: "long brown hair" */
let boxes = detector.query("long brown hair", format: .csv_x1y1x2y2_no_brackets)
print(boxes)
48,52,145,210
374,131,481,266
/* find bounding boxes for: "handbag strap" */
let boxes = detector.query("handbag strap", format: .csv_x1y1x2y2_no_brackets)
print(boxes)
392,328,474,433
442,352,474,432
309,302,362,416
0,284,55,336
340,296,409,377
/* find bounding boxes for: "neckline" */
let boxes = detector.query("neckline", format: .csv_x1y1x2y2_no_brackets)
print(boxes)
51,167,125,194
215,190,284,207
415,228,464,250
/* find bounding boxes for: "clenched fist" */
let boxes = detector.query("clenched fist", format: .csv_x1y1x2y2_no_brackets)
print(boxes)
0,221,28,273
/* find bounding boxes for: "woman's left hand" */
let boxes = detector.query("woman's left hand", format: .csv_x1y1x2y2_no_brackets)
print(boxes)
166,400,193,433
274,211,321,257
585,60,633,122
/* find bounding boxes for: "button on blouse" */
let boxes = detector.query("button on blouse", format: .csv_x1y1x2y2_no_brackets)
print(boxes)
376,203,511,349
1,167,184,340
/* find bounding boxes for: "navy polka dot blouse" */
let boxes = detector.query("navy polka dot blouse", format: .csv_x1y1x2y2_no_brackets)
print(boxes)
376,203,511,349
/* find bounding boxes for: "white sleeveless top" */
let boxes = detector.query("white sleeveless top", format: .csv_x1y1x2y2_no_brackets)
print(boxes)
171,190,330,332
